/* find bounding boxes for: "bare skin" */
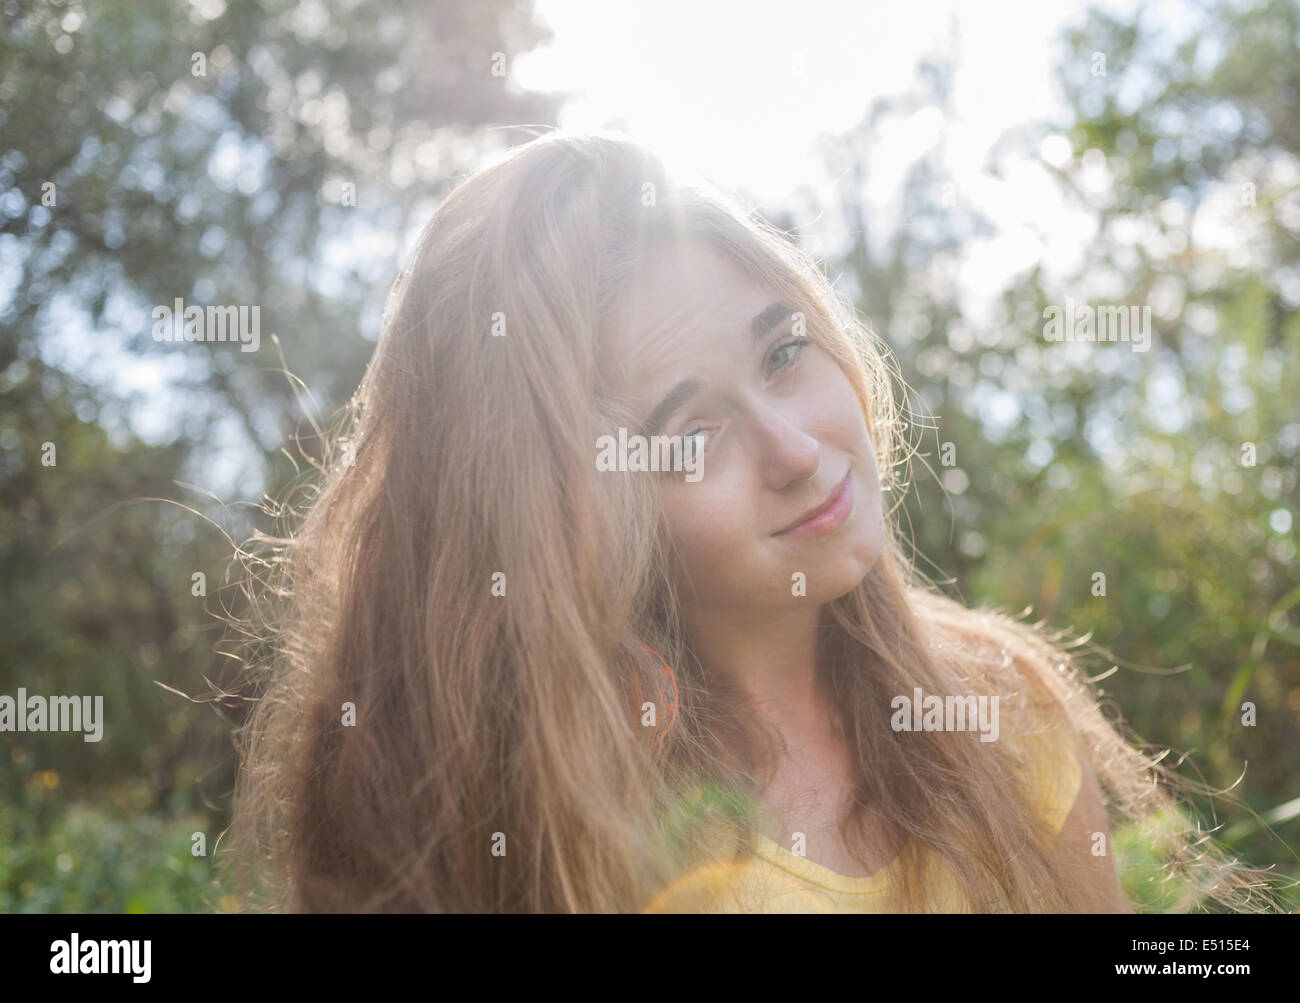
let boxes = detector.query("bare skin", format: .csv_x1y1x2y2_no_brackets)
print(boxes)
602,238,1125,904
601,237,890,875
756,710,902,878
1055,741,1132,912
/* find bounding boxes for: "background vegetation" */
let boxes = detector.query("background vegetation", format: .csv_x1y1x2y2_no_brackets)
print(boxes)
2,0,1296,911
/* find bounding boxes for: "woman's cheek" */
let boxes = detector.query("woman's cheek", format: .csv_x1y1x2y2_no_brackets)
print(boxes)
662,488,745,592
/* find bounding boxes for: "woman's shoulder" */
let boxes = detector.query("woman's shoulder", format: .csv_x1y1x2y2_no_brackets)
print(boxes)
909,589,1087,835
914,590,1081,706
1003,718,1085,837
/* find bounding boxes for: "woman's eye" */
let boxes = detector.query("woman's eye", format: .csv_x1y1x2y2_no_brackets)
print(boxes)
677,428,704,464
765,338,807,378
660,341,807,479
664,427,706,474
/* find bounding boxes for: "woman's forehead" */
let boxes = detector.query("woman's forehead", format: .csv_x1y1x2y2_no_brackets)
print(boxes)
601,242,770,377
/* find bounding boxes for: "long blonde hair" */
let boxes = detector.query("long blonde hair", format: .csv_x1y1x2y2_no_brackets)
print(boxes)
224,130,1284,913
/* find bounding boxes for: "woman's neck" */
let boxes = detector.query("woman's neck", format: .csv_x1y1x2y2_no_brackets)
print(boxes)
681,601,830,736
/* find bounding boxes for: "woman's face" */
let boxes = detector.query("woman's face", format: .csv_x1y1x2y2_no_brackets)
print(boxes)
602,238,886,612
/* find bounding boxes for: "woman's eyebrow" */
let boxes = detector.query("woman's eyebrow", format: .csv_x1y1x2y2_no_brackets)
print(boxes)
638,302,794,438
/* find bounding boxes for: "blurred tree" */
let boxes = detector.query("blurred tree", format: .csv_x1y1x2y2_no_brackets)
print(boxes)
804,0,1299,889
998,0,1300,877
0,0,563,910
2,0,562,486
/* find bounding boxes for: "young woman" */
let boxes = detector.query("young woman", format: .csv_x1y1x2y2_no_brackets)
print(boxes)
225,130,1282,913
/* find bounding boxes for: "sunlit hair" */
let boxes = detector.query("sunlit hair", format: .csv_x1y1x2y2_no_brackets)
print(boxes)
224,130,1284,913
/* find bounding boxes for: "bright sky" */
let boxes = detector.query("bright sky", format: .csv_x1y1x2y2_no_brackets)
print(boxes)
515,0,1147,320
518,0,1097,200
42,0,1220,501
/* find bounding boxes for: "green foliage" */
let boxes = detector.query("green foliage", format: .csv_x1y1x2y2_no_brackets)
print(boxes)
1,0,563,913
1,749,231,913
1,0,1296,911
812,0,1300,899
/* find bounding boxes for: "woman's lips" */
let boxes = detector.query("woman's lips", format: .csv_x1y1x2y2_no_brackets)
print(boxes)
773,472,854,539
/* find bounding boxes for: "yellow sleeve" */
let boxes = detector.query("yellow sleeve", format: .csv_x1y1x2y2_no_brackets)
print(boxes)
1008,723,1084,837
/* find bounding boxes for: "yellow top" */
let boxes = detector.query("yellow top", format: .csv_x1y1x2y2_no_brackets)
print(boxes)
644,725,1083,913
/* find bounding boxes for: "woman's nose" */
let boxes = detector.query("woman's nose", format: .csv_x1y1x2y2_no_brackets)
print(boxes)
751,404,821,491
